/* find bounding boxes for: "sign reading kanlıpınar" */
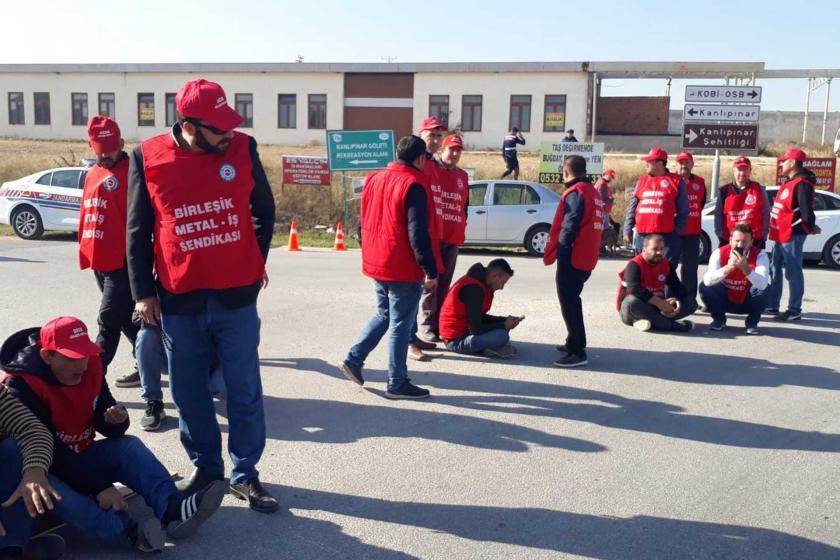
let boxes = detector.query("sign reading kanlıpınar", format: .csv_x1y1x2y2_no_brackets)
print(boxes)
682,124,758,150
326,129,395,171
683,103,760,123
539,142,605,184
685,85,762,103
775,158,837,193
282,156,331,186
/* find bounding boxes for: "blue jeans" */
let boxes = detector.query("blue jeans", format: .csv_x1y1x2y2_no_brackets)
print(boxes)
699,282,769,327
0,438,36,550
446,328,509,354
161,297,265,484
769,235,806,314
679,235,701,300
346,280,423,391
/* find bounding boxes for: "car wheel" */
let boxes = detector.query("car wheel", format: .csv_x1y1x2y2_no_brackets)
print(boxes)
822,234,840,269
699,233,712,263
10,205,44,240
524,224,550,256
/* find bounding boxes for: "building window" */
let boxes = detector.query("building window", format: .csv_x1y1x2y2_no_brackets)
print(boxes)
34,92,50,125
278,94,296,129
165,93,177,126
98,93,115,118
509,95,532,132
429,95,449,126
308,94,327,129
71,93,88,126
235,94,253,128
462,95,482,132
137,93,155,126
544,94,567,132
8,92,24,125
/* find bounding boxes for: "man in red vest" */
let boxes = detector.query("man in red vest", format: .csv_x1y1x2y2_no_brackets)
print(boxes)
439,259,521,358
543,156,604,367
127,79,277,512
675,152,707,300
714,156,770,250
341,135,439,399
78,116,140,388
617,235,696,332
595,168,615,228
768,148,820,321
700,224,770,334
418,133,469,345
623,147,689,267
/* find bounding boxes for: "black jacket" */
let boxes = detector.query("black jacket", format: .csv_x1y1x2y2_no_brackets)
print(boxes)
1,328,126,496
790,169,818,236
457,263,507,335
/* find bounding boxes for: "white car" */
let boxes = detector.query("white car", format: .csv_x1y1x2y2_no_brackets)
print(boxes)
464,180,560,256
0,167,88,239
700,187,840,269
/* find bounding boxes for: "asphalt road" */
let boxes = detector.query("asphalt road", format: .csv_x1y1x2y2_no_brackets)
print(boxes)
1,237,840,559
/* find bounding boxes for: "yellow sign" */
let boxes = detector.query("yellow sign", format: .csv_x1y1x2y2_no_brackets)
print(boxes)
139,107,155,123
545,112,565,129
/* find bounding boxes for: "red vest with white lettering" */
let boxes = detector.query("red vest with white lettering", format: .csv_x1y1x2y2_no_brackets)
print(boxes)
421,157,445,270
616,255,671,309
438,166,469,246
140,132,264,294
681,174,706,236
543,181,604,271
439,275,493,341
361,162,432,282
78,158,129,272
770,176,815,243
722,181,765,241
595,178,613,215
719,245,760,304
634,174,679,234
2,356,103,453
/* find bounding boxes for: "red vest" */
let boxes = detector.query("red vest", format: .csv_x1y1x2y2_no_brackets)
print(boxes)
140,132,265,294
421,158,445,271
770,176,815,243
439,275,493,341
2,357,103,453
722,181,765,240
361,162,430,282
682,174,706,237
634,174,679,234
719,245,760,304
438,166,469,246
78,158,129,272
595,178,613,214
616,255,671,310
543,181,604,271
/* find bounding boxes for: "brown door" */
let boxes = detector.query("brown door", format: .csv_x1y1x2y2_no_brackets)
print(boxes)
343,73,414,138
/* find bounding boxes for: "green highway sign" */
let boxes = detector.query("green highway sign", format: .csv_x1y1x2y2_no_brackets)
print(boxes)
326,129,395,171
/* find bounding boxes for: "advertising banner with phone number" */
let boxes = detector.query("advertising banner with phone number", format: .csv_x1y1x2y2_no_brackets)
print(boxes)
539,142,605,184
774,157,836,192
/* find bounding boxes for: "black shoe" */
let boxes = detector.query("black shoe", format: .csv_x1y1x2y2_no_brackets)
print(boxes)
114,369,141,388
340,360,364,386
22,534,66,560
745,326,760,335
385,380,430,400
764,307,779,315
555,344,568,353
230,477,279,514
140,400,166,431
164,479,227,539
708,318,726,331
672,320,695,333
553,353,588,368
127,517,165,553
774,310,802,322
412,338,437,350
175,467,226,495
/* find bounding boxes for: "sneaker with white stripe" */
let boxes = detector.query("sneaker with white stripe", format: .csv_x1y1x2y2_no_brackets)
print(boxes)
166,479,227,539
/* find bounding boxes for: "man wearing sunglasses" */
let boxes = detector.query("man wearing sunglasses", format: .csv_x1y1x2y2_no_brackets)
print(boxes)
126,79,277,514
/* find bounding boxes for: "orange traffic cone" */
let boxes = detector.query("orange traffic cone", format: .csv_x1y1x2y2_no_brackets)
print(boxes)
333,222,347,251
287,220,301,252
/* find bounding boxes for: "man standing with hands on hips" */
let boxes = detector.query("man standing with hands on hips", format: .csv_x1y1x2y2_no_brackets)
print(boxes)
127,79,277,513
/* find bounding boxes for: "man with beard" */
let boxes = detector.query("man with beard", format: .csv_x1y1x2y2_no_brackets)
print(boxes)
127,79,277,513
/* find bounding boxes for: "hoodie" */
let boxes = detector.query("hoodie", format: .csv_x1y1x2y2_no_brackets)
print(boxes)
1,327,127,496
790,169,818,236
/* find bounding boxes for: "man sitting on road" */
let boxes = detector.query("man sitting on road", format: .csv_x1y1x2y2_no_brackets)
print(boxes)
617,235,696,333
700,223,770,335
438,259,522,358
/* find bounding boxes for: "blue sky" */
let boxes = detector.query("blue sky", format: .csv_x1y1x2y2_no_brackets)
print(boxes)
4,0,839,110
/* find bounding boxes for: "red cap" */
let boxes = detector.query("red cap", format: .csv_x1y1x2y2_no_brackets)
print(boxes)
175,79,243,132
87,116,121,154
442,134,464,149
39,317,102,359
641,147,668,162
417,116,448,133
778,148,807,163
602,168,616,180
675,151,694,163
733,155,752,169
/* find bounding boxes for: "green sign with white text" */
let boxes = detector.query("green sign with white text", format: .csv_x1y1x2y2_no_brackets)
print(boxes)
326,129,395,172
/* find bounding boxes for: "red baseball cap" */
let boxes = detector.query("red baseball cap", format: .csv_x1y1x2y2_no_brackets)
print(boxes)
675,151,694,163
778,148,807,163
602,168,616,180
442,134,464,149
641,147,668,162
87,116,121,154
417,116,448,133
39,317,102,359
733,155,752,168
175,79,243,132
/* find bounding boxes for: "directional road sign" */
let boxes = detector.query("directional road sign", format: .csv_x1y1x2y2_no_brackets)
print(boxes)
682,124,759,150
326,129,395,172
683,104,760,123
685,85,762,104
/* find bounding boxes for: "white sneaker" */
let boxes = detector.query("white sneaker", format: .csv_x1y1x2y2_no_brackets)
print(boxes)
633,319,652,332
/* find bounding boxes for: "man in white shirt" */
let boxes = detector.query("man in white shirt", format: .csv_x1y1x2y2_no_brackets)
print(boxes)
699,223,770,335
